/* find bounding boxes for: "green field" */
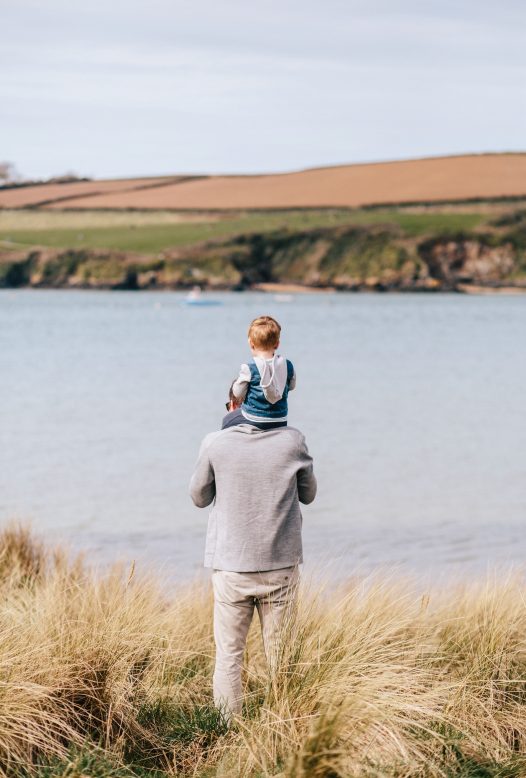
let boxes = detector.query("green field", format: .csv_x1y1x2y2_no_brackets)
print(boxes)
0,208,485,254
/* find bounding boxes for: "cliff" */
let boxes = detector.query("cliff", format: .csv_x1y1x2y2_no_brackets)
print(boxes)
1,212,526,292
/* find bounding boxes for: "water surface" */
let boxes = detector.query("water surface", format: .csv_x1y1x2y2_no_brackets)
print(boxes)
1,290,524,581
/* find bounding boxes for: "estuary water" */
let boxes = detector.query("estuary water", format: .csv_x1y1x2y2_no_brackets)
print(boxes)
0,290,525,582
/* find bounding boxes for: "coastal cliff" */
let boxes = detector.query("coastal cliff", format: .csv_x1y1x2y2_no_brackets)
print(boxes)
1,210,526,292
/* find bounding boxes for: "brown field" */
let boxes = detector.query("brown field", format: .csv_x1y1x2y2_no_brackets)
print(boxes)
0,176,186,209
1,153,525,211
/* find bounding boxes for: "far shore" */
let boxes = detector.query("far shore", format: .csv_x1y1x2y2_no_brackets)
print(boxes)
456,283,526,295
2,198,526,293
253,282,335,293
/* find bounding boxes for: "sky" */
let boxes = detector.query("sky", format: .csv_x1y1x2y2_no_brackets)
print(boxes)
2,0,526,180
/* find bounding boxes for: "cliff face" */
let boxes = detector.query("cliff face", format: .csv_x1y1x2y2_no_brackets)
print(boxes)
1,223,525,292
417,238,517,288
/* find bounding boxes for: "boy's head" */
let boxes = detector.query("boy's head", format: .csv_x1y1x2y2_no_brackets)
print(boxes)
248,315,281,352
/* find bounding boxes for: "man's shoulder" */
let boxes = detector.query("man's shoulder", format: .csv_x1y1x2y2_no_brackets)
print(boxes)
200,425,309,468
209,424,305,447
198,429,224,453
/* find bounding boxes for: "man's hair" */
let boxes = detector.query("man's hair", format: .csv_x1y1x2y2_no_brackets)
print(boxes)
248,315,281,349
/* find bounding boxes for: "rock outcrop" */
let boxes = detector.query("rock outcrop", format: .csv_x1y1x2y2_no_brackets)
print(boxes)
418,238,517,288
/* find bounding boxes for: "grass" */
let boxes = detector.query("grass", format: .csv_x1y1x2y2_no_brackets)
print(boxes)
0,209,485,255
2,523,526,776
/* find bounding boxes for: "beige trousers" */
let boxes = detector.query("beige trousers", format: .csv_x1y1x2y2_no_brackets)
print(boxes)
211,565,300,721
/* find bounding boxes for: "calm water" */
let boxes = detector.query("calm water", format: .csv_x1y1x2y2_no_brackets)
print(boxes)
1,290,525,581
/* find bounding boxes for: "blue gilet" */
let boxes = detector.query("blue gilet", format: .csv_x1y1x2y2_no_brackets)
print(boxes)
242,358,295,421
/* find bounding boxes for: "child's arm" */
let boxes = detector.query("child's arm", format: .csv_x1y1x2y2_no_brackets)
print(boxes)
232,363,251,401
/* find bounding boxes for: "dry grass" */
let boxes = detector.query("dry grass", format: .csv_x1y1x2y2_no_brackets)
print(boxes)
0,210,227,231
1,523,526,777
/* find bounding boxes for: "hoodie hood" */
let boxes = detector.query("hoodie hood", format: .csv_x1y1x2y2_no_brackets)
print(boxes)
253,355,288,404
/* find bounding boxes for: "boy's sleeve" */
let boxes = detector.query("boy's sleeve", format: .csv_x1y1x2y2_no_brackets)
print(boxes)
286,358,296,391
296,433,316,504
189,435,216,508
232,363,251,400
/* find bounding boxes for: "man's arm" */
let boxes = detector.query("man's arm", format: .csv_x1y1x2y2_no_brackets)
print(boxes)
297,434,317,504
189,436,216,508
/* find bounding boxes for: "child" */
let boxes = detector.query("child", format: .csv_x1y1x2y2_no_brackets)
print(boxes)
232,315,296,424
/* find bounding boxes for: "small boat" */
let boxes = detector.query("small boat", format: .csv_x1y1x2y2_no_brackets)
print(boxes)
184,286,222,306
273,294,294,303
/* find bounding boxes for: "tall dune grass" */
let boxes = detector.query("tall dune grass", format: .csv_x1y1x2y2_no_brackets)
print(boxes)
1,523,526,777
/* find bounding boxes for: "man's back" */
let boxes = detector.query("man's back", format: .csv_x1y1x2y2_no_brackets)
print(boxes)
190,425,316,572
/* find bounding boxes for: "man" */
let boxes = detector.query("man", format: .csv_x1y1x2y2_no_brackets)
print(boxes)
189,389,317,722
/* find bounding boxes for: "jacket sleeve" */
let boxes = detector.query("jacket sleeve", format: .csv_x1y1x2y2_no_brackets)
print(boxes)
189,436,216,508
296,433,317,505
232,363,251,400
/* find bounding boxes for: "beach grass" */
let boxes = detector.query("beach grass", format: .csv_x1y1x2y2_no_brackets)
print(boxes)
1,523,526,777
0,209,485,254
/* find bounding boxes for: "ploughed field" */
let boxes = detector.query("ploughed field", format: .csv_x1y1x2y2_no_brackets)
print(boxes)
1,153,525,210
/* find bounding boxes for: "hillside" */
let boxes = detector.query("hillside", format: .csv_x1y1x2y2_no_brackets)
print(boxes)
1,204,526,292
1,154,525,211
2,153,526,292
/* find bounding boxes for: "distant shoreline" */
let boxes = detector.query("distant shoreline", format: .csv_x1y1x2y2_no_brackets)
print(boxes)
1,241,525,293
2,278,526,294
2,200,525,292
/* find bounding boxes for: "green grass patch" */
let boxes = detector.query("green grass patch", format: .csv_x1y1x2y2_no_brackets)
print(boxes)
0,211,353,254
21,745,163,778
125,701,229,774
136,700,229,745
376,210,483,235
0,209,485,254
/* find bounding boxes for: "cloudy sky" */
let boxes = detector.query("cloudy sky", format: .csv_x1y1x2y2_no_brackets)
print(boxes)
2,0,525,179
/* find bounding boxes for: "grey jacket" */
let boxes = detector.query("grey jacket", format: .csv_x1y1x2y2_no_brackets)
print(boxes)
189,425,317,572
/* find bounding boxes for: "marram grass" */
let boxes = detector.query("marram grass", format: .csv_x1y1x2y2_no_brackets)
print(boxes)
1,524,526,777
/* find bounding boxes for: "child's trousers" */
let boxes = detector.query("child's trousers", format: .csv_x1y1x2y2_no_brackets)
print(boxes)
211,565,300,722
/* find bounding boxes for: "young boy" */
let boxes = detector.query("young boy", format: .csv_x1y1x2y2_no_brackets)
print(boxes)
232,315,296,424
